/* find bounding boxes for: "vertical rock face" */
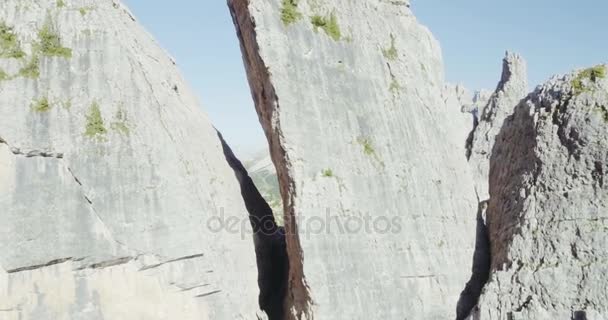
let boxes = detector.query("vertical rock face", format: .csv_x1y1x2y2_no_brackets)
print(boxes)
471,65,608,319
0,0,260,319
229,0,478,319
468,52,528,200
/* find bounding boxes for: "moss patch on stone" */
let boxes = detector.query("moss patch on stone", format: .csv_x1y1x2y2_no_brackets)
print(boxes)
31,97,51,112
18,55,40,79
310,12,341,41
56,0,66,8
0,22,25,59
281,0,302,26
382,34,398,60
85,101,107,139
37,19,72,58
572,65,606,95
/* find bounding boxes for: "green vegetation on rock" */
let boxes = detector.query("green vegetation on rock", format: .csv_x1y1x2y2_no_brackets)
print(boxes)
389,74,401,94
382,34,398,60
31,97,51,112
56,0,65,8
281,0,302,26
18,55,40,79
0,68,8,81
311,12,341,41
572,65,606,94
322,169,334,177
37,19,72,58
85,102,107,139
357,137,375,156
0,22,25,59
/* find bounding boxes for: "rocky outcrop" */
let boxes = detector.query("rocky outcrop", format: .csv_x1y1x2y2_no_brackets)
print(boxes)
469,65,608,319
468,52,528,199
0,0,260,318
229,0,479,319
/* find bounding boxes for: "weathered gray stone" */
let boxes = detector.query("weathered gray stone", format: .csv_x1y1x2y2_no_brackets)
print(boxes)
468,52,528,200
0,0,259,318
229,0,478,319
469,65,608,319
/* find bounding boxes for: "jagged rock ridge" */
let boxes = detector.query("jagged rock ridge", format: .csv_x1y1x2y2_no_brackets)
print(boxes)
468,65,608,319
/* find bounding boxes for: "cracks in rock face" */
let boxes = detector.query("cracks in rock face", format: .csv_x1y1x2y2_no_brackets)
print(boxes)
0,135,63,159
228,2,313,318
218,131,288,320
0,134,138,258
465,115,480,160
456,197,491,320
6,257,75,274
139,253,205,271
195,290,222,298
7,253,207,275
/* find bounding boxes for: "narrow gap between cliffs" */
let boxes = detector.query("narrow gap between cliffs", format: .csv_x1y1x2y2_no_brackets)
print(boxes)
218,131,289,320
455,195,491,320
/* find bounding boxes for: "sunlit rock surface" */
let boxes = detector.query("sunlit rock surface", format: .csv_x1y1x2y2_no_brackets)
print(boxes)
0,0,259,318
229,0,479,319
468,52,528,200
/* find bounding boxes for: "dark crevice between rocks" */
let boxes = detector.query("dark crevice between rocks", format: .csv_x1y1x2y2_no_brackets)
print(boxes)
218,131,289,320
228,1,313,318
465,113,480,160
456,199,491,320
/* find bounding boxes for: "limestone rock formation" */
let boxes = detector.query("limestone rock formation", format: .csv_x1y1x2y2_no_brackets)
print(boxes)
0,0,260,318
469,65,608,319
468,52,528,200
229,0,479,319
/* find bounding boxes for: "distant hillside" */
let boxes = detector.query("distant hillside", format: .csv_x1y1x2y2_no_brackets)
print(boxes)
245,150,283,225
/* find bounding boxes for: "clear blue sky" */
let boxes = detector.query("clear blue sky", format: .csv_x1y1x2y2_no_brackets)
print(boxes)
123,0,607,156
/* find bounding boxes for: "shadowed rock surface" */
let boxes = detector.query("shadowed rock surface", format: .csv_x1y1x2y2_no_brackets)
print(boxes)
468,52,528,199
468,65,608,319
218,131,289,320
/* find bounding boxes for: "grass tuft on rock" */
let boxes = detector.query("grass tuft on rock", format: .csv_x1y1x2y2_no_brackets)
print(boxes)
572,65,606,95
322,169,334,177
37,20,72,58
281,0,302,26
18,55,40,79
56,0,65,8
0,22,25,59
85,101,107,139
31,97,51,112
310,12,341,41
0,68,8,81
357,137,376,156
389,74,401,94
382,34,398,60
